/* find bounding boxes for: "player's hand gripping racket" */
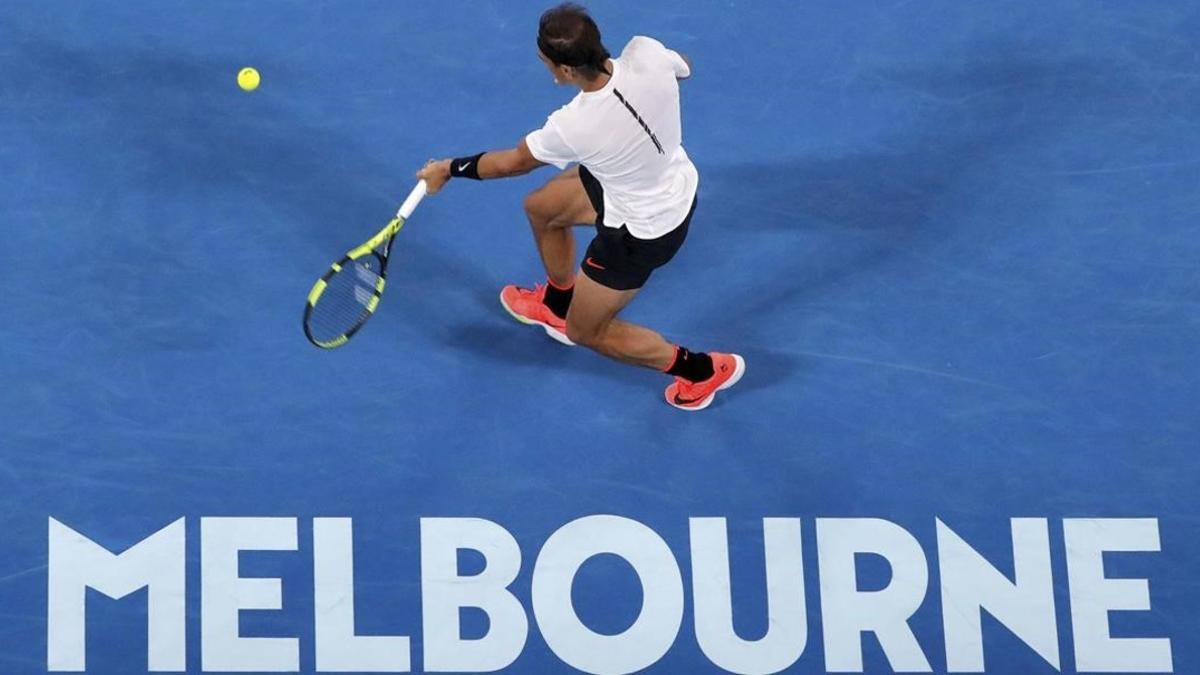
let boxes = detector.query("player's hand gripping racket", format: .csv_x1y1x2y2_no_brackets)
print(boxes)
303,180,428,348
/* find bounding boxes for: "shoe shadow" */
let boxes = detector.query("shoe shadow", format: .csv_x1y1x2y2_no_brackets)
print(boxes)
439,319,657,387
732,347,804,396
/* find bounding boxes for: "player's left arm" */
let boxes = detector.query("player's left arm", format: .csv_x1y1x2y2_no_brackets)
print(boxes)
674,51,692,80
417,139,546,194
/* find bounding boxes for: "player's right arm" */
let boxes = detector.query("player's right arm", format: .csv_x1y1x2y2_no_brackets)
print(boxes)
416,139,546,195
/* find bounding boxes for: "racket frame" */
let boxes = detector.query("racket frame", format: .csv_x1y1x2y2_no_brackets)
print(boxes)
303,180,427,348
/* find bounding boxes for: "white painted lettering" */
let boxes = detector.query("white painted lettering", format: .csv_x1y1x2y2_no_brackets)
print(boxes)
1065,518,1172,672
533,515,683,675
816,518,932,672
420,517,527,672
937,518,1058,671
691,517,807,674
200,517,298,672
47,517,185,672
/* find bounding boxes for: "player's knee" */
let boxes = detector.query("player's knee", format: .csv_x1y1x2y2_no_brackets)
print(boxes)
566,318,600,347
523,190,552,227
565,321,588,346
526,189,575,230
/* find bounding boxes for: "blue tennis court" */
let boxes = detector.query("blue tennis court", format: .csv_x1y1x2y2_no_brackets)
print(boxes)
2,1,1197,673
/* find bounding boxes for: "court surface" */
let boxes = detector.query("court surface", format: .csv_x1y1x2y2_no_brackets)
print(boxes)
2,1,1197,673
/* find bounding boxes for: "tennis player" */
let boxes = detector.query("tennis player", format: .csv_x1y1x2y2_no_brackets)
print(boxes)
417,3,743,411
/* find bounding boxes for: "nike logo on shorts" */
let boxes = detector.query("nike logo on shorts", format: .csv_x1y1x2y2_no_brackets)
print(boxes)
585,257,606,270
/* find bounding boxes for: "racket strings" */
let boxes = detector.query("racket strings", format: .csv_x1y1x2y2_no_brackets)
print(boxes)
306,255,387,343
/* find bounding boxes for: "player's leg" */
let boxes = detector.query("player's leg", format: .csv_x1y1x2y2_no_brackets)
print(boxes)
565,270,744,411
500,166,598,344
567,206,745,410
564,274,675,368
522,166,596,286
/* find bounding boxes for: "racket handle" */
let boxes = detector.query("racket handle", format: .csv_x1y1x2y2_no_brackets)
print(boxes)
398,180,428,220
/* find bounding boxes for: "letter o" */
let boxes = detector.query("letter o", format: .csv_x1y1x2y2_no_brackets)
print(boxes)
532,515,683,675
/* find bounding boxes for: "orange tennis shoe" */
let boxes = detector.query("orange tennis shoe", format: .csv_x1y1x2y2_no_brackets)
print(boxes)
499,283,574,345
665,352,746,411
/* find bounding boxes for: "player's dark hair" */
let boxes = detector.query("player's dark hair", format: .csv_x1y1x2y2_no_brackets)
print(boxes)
537,3,611,80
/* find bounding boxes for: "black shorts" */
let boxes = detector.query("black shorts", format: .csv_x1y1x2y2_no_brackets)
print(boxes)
579,165,696,291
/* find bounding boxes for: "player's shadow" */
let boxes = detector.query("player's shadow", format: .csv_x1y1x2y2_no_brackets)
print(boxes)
439,311,666,387
687,45,1137,357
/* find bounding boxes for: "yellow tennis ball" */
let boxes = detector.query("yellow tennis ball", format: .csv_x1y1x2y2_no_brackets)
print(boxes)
237,67,260,92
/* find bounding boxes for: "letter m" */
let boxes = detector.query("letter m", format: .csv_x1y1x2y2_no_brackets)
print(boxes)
48,517,185,672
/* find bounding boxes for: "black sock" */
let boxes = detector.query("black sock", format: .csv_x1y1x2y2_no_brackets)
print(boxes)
666,346,714,382
543,279,574,319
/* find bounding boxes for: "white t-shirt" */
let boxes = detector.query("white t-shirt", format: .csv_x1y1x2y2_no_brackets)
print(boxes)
526,36,698,240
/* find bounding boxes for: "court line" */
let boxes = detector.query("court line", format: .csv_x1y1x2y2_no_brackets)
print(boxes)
0,564,47,586
787,349,1008,389
1044,157,1200,176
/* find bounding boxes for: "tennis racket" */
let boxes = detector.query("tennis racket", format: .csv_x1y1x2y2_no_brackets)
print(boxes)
303,180,428,349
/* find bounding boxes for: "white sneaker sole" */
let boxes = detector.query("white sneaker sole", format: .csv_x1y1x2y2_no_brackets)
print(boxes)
668,354,746,411
499,290,575,346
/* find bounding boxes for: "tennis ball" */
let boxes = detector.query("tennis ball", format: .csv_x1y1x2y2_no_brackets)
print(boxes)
237,67,260,92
